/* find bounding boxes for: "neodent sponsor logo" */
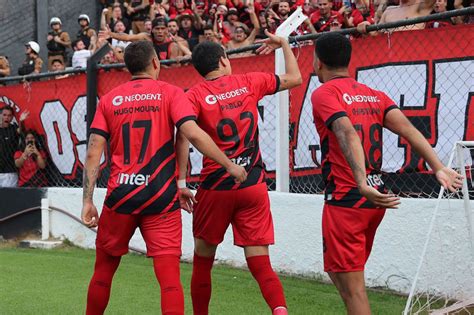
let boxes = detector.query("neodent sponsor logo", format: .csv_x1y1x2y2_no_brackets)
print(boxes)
112,96,124,106
117,173,151,186
343,93,380,105
205,87,249,105
112,93,162,106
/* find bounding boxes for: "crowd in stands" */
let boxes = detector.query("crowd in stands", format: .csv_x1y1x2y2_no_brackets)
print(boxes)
0,0,472,80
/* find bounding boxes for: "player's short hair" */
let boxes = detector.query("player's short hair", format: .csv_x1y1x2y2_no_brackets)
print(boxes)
124,41,156,75
192,41,226,77
315,32,351,69
51,59,63,65
1,106,13,114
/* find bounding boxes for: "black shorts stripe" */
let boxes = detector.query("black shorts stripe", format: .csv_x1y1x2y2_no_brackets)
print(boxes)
114,157,176,214
175,115,197,129
90,128,110,140
104,140,174,209
326,187,362,208
325,111,347,129
140,182,179,215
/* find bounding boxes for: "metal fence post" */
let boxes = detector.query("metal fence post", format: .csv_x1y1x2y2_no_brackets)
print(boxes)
86,44,111,138
275,49,290,192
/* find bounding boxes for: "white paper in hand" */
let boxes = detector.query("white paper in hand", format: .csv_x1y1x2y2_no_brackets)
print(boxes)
275,6,308,38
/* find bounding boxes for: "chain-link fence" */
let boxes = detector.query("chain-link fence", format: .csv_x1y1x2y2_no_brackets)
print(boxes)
0,8,472,196
290,9,474,198
0,68,87,187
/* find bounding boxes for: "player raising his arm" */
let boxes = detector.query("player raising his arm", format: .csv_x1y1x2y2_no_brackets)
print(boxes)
311,32,463,315
81,40,246,315
184,30,302,315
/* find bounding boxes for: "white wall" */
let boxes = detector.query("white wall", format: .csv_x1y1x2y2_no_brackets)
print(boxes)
46,188,474,298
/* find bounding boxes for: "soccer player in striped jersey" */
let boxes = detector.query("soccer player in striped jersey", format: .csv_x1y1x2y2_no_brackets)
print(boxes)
311,32,462,314
81,40,246,315
185,30,302,315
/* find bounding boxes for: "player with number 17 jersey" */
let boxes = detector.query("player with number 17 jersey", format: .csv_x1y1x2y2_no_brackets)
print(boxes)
91,78,197,216
186,72,279,190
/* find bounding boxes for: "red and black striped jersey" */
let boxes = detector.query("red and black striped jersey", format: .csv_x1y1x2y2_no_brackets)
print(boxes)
186,72,280,190
90,78,197,215
312,77,398,209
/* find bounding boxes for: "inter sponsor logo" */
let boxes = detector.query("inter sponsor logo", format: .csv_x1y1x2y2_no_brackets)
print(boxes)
366,174,384,188
117,172,151,186
205,87,249,105
112,93,162,107
343,93,380,105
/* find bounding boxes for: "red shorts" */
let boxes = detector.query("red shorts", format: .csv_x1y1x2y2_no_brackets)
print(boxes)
96,208,182,257
322,204,385,272
193,182,274,247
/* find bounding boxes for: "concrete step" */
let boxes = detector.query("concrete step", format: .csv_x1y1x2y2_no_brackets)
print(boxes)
19,240,63,249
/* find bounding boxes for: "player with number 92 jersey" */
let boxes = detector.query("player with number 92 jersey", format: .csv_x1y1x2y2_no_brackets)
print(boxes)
186,72,279,190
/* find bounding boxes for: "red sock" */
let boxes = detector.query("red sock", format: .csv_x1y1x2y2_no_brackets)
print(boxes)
191,253,215,315
86,248,121,315
153,255,184,315
246,255,287,312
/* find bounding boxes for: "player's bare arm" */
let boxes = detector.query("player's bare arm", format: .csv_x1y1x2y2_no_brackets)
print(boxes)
332,116,401,208
102,26,151,42
256,30,302,91
81,133,106,227
384,108,463,192
246,0,261,44
178,120,248,183
175,130,197,212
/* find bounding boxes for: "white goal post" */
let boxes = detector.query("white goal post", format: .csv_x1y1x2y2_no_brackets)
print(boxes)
403,141,474,315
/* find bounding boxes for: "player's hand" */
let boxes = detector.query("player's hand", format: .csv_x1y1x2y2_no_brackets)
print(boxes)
99,25,112,40
359,185,400,209
227,164,247,183
179,188,197,213
256,30,287,55
435,167,463,193
81,201,99,228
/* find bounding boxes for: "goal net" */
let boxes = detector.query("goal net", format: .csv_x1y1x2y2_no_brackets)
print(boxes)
404,141,474,315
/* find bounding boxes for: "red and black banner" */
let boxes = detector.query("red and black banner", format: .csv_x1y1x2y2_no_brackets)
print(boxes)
0,25,473,194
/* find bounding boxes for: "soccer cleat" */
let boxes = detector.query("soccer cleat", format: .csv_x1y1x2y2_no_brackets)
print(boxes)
272,306,288,315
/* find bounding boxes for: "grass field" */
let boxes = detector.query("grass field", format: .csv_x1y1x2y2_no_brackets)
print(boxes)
0,245,407,314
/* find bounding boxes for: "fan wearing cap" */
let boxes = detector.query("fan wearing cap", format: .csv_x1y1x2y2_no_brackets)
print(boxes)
77,14,98,51
225,0,260,56
101,17,191,62
18,41,43,76
46,17,71,71
177,10,203,51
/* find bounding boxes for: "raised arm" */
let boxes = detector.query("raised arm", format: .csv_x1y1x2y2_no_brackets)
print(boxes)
384,108,462,192
331,117,400,208
246,1,261,43
81,133,106,227
100,8,108,30
256,30,302,91
103,26,151,42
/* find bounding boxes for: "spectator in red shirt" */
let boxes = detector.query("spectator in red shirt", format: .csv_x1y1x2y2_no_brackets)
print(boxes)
344,0,375,28
426,0,462,28
310,0,345,32
14,130,47,187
